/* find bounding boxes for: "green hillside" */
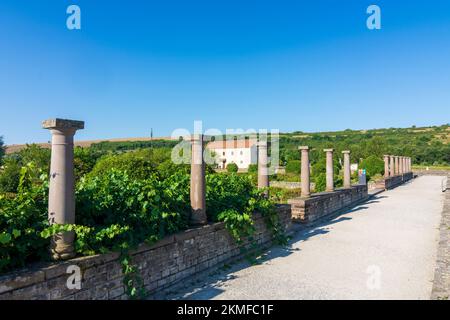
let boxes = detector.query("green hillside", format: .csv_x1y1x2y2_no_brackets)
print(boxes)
278,124,450,166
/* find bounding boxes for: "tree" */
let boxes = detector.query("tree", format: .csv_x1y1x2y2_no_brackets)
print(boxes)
226,163,238,173
359,155,384,180
247,164,258,174
0,136,4,164
285,160,301,175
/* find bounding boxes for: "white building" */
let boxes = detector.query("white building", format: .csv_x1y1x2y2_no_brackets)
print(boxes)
207,138,258,169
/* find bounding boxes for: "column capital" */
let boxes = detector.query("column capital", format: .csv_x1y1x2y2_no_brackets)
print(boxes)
298,146,309,150
323,148,334,153
342,150,350,154
42,118,84,131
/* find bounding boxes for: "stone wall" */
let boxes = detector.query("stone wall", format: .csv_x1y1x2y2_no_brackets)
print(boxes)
287,184,368,223
414,169,450,177
382,172,414,190
0,206,292,300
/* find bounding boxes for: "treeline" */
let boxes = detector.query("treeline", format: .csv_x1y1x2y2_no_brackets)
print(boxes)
279,124,450,166
90,139,178,152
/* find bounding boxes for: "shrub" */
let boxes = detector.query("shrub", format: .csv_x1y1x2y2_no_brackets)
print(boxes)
314,173,327,192
89,150,158,180
0,145,50,193
247,164,258,174
0,158,21,193
359,155,384,180
226,162,238,173
74,147,106,181
285,160,301,175
0,163,49,273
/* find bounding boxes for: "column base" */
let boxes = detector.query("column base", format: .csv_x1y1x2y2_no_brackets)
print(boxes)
50,234,75,260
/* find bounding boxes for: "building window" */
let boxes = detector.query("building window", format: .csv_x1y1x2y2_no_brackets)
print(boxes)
222,152,225,156
231,151,234,155
240,161,243,164
240,151,243,155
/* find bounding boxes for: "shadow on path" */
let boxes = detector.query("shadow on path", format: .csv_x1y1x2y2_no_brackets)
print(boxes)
155,194,386,300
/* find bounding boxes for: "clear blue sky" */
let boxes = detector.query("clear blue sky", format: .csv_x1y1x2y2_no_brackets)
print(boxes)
1,0,449,144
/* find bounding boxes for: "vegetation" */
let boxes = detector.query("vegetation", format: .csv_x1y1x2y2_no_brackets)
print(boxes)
0,143,283,285
0,136,4,163
359,155,385,181
226,162,239,173
279,124,450,167
0,123,448,284
90,139,178,152
285,160,301,175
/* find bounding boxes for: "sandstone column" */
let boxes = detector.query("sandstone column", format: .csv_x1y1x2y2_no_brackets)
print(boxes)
383,155,390,178
389,155,395,177
43,118,84,260
190,134,207,225
257,140,269,196
399,156,404,174
409,157,412,172
342,150,351,188
324,149,334,192
299,146,310,198
395,156,399,175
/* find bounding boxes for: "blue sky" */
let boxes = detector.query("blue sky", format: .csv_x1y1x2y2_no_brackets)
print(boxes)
1,0,449,144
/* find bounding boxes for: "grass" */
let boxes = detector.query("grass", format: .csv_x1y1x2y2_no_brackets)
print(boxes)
412,165,450,171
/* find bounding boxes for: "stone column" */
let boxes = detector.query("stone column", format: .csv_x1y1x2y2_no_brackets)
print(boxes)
399,156,404,174
383,155,390,178
43,118,84,260
324,149,334,192
403,157,407,174
394,156,399,175
389,155,395,177
342,150,351,188
257,140,269,196
408,157,412,172
190,134,207,225
299,146,310,198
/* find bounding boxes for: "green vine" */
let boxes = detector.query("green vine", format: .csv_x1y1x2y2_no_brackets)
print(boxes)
120,252,146,299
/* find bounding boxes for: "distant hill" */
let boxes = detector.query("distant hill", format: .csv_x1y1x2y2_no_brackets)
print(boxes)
5,136,174,154
4,124,449,166
278,124,450,166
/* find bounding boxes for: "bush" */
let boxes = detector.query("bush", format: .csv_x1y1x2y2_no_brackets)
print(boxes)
0,158,21,193
247,164,258,174
314,173,327,192
0,145,50,194
89,150,159,180
359,155,384,180
74,147,106,181
285,160,301,175
0,163,49,273
226,162,238,173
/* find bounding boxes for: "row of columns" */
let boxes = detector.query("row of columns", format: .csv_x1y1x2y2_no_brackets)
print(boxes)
41,118,354,260
43,120,272,260
299,147,351,198
383,155,412,178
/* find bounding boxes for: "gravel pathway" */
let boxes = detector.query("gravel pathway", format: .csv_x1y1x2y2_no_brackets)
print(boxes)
160,176,444,300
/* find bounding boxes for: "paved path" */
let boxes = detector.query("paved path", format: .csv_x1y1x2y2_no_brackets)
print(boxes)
161,176,445,300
